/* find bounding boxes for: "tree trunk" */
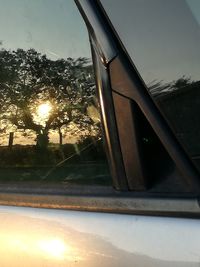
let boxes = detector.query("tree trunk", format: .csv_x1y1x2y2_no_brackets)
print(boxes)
36,131,49,150
58,129,65,160
59,129,62,146
8,132,14,149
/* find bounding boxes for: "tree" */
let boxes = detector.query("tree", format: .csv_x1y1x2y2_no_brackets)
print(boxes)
0,48,99,149
148,76,195,98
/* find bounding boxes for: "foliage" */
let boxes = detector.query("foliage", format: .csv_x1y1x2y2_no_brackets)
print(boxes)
0,48,100,147
148,76,196,97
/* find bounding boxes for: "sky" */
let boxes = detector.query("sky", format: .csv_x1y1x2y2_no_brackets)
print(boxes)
0,0,91,60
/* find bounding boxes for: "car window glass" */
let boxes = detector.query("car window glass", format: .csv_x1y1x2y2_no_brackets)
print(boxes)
100,0,200,171
0,0,111,191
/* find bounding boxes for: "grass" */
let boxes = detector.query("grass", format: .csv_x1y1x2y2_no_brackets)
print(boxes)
0,142,112,186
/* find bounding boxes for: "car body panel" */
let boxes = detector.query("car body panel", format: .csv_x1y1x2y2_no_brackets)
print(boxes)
0,205,199,267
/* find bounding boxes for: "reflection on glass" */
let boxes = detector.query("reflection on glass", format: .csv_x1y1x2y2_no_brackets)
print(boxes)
101,0,200,170
0,1,111,188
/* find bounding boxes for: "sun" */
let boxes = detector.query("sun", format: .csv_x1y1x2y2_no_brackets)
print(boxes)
32,101,53,126
37,102,52,119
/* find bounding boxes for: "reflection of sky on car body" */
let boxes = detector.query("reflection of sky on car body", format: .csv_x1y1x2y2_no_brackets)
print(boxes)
0,206,200,265
0,0,90,59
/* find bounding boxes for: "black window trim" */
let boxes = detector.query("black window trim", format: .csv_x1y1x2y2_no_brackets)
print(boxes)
90,40,128,190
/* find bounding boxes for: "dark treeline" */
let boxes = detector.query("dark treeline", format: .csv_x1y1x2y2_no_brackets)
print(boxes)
148,76,200,159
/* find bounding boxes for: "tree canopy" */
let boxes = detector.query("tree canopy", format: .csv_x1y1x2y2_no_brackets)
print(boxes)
0,48,100,147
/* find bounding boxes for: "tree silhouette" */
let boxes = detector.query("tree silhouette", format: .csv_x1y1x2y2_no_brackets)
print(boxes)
0,48,99,148
148,76,195,98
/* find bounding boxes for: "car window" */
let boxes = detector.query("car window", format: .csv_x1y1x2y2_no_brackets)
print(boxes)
100,0,200,172
0,0,111,192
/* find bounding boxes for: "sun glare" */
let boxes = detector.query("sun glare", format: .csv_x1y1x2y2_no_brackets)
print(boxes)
37,238,70,259
37,102,52,119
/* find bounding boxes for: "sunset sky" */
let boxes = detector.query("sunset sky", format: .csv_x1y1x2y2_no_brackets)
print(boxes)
0,0,91,59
